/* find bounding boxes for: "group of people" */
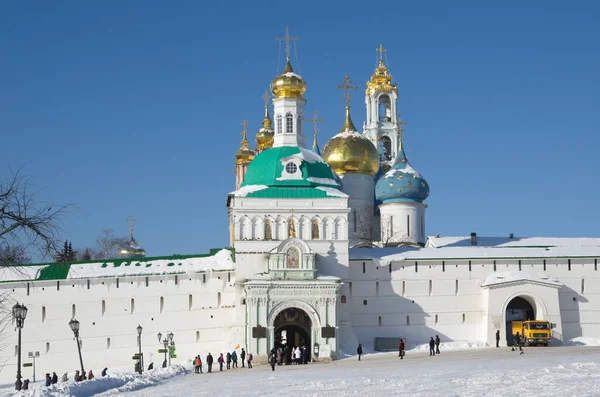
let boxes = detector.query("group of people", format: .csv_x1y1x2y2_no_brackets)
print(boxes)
356,335,442,361
267,344,309,370
21,368,108,389
194,348,253,373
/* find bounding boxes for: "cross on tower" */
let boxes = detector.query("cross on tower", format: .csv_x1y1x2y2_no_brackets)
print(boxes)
307,110,323,136
337,76,358,106
377,45,386,63
396,113,408,132
275,27,299,60
262,90,270,107
126,216,136,236
240,120,249,145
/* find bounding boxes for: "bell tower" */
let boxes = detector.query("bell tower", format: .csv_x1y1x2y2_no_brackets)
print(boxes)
363,45,402,170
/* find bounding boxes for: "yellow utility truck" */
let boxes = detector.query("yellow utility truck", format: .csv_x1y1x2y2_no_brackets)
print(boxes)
512,320,552,346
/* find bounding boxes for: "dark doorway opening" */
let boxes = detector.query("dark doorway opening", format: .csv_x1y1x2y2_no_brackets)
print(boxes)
506,296,535,345
273,308,312,364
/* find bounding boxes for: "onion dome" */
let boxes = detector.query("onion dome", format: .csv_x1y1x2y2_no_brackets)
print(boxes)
236,125,255,165
322,106,379,176
375,144,430,203
270,57,307,99
366,59,397,95
255,104,274,150
117,234,146,259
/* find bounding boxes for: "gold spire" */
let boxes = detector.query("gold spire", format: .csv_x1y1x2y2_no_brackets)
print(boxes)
341,105,357,132
308,109,323,147
271,28,306,99
236,120,255,164
337,76,358,132
367,45,397,95
262,90,272,129
256,91,274,151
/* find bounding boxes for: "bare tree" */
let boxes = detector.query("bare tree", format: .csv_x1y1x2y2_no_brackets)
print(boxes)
352,206,377,247
1,168,70,265
380,214,418,247
95,229,129,260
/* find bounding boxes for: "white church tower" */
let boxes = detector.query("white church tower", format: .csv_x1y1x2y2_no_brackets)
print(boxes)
362,45,403,170
271,56,307,148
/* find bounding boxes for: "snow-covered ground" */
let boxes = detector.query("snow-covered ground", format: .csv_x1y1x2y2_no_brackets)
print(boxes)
4,342,600,397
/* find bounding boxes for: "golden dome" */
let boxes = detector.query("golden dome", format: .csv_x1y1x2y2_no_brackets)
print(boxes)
270,57,307,99
236,125,255,165
322,106,380,176
366,59,397,95
255,104,274,150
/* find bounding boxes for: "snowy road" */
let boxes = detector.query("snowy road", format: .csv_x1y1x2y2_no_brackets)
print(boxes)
6,346,600,396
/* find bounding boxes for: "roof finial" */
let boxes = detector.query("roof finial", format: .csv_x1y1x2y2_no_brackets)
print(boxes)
276,27,299,61
396,114,407,150
308,109,323,154
262,91,272,128
240,120,249,149
377,44,386,64
126,216,136,237
338,75,358,106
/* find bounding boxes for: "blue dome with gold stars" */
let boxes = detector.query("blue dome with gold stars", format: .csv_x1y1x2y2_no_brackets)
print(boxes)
375,146,430,203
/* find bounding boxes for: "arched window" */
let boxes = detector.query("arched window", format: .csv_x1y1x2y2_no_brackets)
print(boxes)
276,115,282,134
102,300,106,316
107,338,111,349
297,115,302,136
378,94,391,121
42,306,46,322
189,294,193,311
160,296,165,313
217,292,222,307
72,304,76,319
311,219,320,240
379,136,392,161
341,295,347,303
131,298,135,314
265,218,272,240
286,113,294,133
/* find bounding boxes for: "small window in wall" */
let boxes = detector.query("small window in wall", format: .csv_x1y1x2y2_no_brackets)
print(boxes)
341,295,347,303
189,294,193,311
217,292,222,307
87,279,90,289
349,282,353,297
518,260,522,271
102,300,106,316
402,280,406,297
595,259,598,271
493,260,496,272
468,261,472,272
175,275,178,285
429,280,432,296
131,298,135,314
363,300,368,305
228,272,231,282
203,274,206,283
311,220,320,240
415,261,418,273
72,304,76,319
107,338,111,349
362,262,366,274
57,281,60,291
442,261,445,272
455,280,459,296
286,113,294,133
435,314,439,325
276,115,282,134
462,313,466,323
145,277,149,287
376,281,380,297
378,316,382,326
568,259,571,271
242,298,246,305
389,263,392,273
27,282,30,296
42,306,46,322
406,315,410,326
543,260,546,272
46,342,50,353
160,296,165,313
116,278,119,288
196,331,200,343
407,215,410,236
582,278,585,294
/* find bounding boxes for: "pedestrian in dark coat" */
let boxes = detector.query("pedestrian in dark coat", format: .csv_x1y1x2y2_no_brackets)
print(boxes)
435,335,441,354
218,353,224,371
51,372,58,384
357,343,363,361
429,337,436,356
207,353,214,373
496,330,501,347
247,353,253,368
101,367,108,377
45,373,52,386
22,379,29,390
226,352,231,369
240,348,246,368
231,351,238,368
399,339,405,359
269,349,277,371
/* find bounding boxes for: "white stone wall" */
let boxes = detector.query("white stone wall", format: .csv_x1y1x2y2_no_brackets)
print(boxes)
379,202,427,245
0,271,241,383
339,173,375,245
272,97,307,148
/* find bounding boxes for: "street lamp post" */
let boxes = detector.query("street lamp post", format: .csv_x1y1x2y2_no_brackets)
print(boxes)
68,319,85,378
157,331,175,368
137,325,143,374
167,332,174,367
13,303,28,391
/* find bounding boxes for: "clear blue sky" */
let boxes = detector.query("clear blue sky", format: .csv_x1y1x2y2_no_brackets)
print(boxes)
2,1,599,260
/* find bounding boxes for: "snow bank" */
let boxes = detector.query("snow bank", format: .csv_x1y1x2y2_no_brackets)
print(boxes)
410,340,489,352
564,337,600,346
17,363,190,397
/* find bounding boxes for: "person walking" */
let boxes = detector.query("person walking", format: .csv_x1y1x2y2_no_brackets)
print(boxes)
269,349,276,371
87,370,94,380
240,348,246,368
435,335,441,354
218,353,224,371
399,339,405,359
45,373,52,386
194,355,201,373
429,337,436,356
496,330,500,348
226,352,231,369
231,350,238,368
357,343,363,361
22,379,30,390
51,372,58,384
61,373,69,382
247,352,253,369
101,368,108,377
207,353,214,373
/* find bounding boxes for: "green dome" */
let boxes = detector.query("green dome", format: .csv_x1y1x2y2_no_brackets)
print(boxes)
241,146,340,189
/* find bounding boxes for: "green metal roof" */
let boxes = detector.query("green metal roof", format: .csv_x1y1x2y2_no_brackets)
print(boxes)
244,187,343,198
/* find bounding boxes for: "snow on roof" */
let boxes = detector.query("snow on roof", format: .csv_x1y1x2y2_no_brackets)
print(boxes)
230,185,269,197
332,130,370,139
284,72,302,79
297,148,327,164
315,187,348,197
307,177,340,186
0,265,46,282
384,164,421,178
481,271,561,288
350,245,600,265
426,236,600,249
66,249,234,279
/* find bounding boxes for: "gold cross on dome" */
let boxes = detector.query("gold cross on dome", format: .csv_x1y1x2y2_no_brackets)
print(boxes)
337,76,358,106
240,120,249,147
262,90,270,107
307,110,323,135
276,27,299,59
126,216,136,235
377,45,386,62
